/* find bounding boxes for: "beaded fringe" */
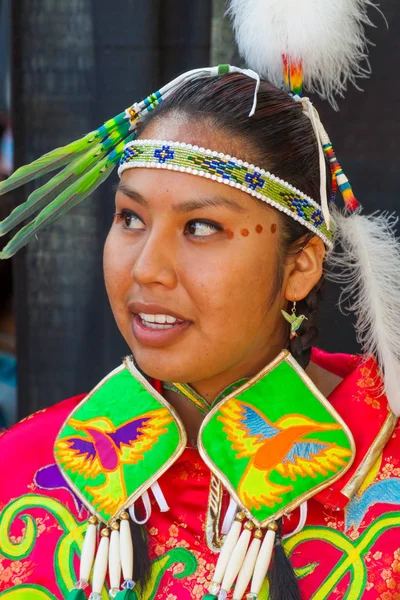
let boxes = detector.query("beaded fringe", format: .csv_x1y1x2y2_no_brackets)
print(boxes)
66,512,136,600
202,512,278,600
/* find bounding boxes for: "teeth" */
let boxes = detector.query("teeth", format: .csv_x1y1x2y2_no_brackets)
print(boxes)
140,313,155,323
144,322,175,330
138,313,179,326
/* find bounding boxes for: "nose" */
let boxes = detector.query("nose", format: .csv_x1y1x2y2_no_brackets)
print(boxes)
130,227,178,289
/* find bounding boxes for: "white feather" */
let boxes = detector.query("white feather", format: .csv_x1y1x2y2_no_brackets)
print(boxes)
228,0,378,104
327,209,400,415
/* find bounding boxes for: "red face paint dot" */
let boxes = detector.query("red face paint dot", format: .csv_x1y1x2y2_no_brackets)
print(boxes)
226,230,234,240
271,223,277,234
255,224,263,234
241,229,249,237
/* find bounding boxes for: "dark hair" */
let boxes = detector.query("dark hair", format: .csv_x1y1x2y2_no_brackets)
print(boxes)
140,73,330,369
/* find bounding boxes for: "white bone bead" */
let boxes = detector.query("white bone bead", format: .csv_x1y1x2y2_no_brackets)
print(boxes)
79,522,97,583
233,536,262,600
120,518,134,580
91,535,110,594
213,518,243,584
220,527,252,593
109,529,121,590
250,529,276,594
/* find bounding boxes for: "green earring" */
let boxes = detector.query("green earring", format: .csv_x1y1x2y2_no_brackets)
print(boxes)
281,301,308,339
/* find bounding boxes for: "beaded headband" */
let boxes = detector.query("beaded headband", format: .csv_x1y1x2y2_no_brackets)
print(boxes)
118,140,336,247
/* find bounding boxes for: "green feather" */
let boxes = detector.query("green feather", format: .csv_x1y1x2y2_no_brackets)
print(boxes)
0,94,160,259
0,110,130,196
0,123,131,236
0,143,102,235
0,143,125,259
0,131,97,195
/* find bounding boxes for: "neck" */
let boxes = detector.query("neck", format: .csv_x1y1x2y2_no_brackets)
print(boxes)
189,343,285,404
163,344,286,445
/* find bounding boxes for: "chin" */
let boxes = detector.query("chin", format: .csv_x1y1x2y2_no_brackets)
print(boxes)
131,347,188,383
130,346,207,384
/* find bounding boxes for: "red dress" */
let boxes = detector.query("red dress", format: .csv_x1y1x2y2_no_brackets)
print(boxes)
1,349,400,599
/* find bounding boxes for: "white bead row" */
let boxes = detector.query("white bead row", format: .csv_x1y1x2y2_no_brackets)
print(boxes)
123,138,319,207
118,161,334,248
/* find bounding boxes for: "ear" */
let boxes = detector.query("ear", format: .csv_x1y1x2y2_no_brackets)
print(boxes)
284,236,325,302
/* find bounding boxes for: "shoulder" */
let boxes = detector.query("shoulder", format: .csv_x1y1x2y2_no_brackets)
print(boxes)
0,394,86,451
0,394,85,502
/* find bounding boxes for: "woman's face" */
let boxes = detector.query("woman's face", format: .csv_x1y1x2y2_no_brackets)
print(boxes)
104,116,290,393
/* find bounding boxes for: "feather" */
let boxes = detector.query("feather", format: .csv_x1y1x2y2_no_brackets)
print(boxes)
227,0,379,104
0,138,91,195
0,66,222,260
0,146,122,259
0,124,131,236
0,143,102,236
327,209,400,415
0,110,129,197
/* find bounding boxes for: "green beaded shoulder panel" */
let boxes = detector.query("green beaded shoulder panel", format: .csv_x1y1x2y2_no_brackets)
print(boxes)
54,358,186,524
199,350,355,527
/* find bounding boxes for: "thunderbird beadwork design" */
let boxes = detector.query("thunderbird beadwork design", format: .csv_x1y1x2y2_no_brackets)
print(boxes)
218,400,350,511
54,361,186,524
55,410,173,516
199,351,355,527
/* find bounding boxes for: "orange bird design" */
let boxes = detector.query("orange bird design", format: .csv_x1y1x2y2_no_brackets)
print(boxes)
218,400,351,511
55,408,172,516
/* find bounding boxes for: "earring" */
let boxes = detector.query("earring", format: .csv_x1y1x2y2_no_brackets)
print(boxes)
281,301,308,339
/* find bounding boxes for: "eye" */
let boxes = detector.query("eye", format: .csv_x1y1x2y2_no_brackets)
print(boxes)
115,210,145,231
185,219,223,237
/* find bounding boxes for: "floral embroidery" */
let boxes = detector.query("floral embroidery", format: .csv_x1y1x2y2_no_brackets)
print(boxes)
0,558,35,587
2,352,400,599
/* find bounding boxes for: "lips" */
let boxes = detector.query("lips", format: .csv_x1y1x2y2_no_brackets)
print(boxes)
128,301,192,347
128,301,188,323
131,314,191,347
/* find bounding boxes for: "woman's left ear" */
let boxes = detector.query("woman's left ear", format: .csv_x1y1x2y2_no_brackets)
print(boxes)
284,236,325,302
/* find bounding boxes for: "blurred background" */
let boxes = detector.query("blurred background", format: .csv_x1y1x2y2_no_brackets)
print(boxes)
0,0,398,425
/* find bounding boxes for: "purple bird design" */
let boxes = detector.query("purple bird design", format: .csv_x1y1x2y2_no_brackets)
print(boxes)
34,463,85,516
54,409,172,517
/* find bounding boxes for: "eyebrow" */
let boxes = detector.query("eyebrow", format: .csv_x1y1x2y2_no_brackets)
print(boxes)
116,182,247,213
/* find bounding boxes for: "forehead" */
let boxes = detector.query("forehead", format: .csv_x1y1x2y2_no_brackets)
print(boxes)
139,112,254,163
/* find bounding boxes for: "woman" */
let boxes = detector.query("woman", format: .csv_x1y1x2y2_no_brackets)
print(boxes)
2,1,400,597
0,71,399,600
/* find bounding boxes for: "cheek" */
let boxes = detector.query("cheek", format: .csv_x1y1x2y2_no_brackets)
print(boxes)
103,232,132,316
181,240,276,331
